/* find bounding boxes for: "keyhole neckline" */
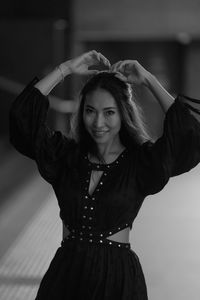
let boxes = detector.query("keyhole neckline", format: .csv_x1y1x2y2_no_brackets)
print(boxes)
84,148,127,171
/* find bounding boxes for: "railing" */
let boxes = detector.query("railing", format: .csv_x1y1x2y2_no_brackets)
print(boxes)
0,76,77,113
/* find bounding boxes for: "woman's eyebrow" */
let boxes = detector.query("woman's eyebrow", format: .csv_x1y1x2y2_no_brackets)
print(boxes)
85,105,117,110
103,107,117,110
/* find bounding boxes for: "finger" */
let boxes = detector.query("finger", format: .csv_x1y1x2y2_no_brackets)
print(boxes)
88,50,99,61
90,50,99,56
87,50,108,68
110,63,117,72
114,72,127,82
114,61,128,73
114,62,132,75
111,61,120,71
82,51,102,70
84,70,99,76
97,52,111,68
119,60,135,72
111,61,123,72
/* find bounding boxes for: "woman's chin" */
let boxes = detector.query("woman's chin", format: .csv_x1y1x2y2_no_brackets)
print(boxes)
91,131,109,142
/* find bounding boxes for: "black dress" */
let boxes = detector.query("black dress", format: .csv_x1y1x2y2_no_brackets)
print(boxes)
9,78,200,299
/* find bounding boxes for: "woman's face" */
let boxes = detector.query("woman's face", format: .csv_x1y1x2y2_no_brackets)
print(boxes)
83,88,121,146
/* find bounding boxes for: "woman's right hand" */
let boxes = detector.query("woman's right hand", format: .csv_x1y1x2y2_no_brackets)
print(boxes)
62,50,111,76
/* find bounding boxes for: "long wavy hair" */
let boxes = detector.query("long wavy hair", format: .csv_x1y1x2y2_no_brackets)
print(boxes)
69,71,151,162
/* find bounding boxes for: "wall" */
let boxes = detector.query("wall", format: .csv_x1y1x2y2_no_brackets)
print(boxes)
74,0,200,40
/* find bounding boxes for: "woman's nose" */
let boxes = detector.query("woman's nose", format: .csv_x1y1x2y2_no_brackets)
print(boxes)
93,113,105,127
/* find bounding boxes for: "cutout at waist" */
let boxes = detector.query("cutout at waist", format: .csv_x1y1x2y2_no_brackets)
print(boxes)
63,226,130,244
106,227,130,243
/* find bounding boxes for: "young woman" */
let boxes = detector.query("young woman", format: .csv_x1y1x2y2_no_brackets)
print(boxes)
9,50,200,299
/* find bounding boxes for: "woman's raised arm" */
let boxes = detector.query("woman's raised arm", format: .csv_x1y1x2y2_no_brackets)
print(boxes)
35,50,110,96
10,51,110,184
111,60,174,113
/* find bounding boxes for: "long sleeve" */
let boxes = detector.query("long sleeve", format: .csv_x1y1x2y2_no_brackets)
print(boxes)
136,94,200,197
9,78,75,185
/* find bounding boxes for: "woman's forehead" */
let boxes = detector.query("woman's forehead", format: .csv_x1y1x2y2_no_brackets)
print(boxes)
84,88,117,109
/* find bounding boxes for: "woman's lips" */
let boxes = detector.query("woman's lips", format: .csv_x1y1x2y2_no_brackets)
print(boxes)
92,130,109,137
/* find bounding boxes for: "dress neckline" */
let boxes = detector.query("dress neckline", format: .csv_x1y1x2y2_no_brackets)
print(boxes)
84,148,127,171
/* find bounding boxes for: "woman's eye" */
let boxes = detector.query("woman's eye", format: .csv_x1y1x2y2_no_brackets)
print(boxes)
105,110,115,116
85,108,94,114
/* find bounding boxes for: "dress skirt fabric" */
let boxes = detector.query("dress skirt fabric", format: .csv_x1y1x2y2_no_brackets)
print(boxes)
35,239,148,300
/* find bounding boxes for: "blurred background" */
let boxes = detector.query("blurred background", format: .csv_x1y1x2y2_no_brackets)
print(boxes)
1,0,200,299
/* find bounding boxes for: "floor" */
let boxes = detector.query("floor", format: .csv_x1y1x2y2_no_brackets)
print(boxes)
0,150,62,300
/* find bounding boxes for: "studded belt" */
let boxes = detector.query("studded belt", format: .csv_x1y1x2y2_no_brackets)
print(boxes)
61,228,131,250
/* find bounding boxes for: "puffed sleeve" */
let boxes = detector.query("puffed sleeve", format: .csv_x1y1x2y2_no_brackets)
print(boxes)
9,77,75,185
136,94,200,196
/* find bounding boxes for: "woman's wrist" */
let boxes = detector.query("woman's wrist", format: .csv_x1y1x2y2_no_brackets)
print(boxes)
142,71,175,112
35,64,70,96
142,71,156,89
59,61,72,78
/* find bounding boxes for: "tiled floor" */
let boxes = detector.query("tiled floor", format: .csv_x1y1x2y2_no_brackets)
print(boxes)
0,176,62,300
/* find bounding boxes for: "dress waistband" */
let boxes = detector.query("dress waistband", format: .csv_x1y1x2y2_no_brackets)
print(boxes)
61,228,131,250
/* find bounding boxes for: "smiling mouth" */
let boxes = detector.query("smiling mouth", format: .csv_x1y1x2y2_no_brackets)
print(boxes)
92,130,109,137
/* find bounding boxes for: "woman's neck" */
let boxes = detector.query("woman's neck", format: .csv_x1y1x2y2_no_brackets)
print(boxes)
98,135,124,156
98,144,125,157
90,141,125,164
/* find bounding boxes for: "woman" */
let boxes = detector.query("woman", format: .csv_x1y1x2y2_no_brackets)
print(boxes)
9,50,200,299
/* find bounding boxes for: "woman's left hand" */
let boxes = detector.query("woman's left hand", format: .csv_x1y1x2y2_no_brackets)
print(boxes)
111,60,151,86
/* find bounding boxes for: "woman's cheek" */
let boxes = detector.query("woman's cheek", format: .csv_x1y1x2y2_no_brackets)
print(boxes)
85,115,93,127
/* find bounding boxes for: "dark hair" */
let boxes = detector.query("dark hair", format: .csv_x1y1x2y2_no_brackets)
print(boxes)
69,71,151,161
